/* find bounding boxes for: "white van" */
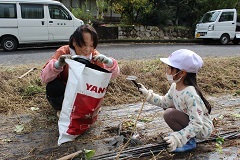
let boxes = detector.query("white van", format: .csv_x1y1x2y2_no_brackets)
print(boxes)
195,8,240,44
0,0,84,51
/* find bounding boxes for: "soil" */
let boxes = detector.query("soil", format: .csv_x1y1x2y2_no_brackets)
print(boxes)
0,94,240,160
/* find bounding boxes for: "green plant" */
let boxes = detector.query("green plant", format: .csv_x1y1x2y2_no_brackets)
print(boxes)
112,0,153,25
96,0,109,22
215,136,224,153
70,2,93,24
22,85,44,96
234,90,240,96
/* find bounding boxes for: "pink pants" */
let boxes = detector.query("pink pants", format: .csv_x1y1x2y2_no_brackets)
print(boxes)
163,108,189,131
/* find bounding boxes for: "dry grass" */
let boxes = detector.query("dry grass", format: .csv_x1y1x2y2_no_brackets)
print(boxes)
0,57,240,115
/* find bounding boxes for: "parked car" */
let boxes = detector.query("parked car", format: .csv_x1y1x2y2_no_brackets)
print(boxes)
0,0,84,51
195,8,240,44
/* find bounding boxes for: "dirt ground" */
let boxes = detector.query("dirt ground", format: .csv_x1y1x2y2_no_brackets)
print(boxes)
0,94,240,160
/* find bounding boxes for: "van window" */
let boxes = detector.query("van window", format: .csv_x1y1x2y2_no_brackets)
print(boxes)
0,3,17,18
219,12,234,22
21,4,44,19
49,5,71,20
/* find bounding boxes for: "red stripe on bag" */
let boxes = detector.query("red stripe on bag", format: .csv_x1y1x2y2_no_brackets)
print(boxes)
67,93,103,135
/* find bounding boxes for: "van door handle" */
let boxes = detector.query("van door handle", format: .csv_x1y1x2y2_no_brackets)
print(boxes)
232,23,235,24
41,21,44,25
49,21,53,23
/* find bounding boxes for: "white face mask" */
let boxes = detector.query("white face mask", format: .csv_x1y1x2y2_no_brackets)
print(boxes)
166,71,182,84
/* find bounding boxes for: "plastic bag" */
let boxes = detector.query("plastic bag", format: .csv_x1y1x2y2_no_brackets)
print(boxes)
58,59,112,145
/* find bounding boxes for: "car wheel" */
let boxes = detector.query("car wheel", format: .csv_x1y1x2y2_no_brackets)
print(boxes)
1,37,18,51
220,34,230,45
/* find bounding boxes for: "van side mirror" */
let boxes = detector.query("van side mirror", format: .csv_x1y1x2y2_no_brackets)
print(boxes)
68,15,72,20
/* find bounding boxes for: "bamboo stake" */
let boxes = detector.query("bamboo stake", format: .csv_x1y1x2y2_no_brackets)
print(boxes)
18,67,37,79
56,150,83,160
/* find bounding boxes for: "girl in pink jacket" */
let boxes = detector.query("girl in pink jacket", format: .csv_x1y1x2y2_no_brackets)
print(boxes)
41,24,120,112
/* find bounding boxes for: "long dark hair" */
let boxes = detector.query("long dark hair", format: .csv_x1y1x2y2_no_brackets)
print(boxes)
173,67,212,114
184,73,211,114
69,24,98,50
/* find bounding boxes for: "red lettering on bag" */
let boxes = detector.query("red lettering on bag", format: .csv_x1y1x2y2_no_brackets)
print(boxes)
86,83,92,90
90,86,98,92
97,87,105,93
86,83,106,93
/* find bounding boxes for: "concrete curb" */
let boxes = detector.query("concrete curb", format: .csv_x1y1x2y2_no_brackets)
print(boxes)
99,39,202,44
4,39,202,51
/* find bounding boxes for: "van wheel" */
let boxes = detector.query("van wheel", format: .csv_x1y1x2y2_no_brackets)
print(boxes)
219,34,230,45
1,37,18,52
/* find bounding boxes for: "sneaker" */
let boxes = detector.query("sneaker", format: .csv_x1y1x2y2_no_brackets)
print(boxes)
56,111,60,118
173,138,196,152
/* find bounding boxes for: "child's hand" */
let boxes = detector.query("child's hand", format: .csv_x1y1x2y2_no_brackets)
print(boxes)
54,55,72,69
138,83,149,96
164,136,177,152
93,54,113,67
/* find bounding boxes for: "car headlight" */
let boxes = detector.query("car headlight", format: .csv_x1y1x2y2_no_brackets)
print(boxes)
208,24,214,31
195,25,198,31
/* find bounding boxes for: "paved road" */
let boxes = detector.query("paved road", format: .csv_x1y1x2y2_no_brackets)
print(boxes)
0,43,240,65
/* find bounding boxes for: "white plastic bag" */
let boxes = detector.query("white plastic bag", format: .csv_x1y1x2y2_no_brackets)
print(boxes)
58,59,112,145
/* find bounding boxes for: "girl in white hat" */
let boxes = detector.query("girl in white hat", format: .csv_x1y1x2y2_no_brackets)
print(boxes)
138,49,213,152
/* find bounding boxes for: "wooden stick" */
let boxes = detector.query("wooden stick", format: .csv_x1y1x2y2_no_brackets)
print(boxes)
56,150,83,160
18,67,37,79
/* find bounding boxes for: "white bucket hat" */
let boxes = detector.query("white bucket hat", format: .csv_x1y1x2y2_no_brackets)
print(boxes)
160,49,203,73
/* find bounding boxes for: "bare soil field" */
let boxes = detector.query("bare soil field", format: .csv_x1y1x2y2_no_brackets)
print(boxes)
0,57,240,159
0,95,240,159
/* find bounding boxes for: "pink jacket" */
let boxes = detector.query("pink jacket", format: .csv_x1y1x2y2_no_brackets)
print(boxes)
41,45,120,84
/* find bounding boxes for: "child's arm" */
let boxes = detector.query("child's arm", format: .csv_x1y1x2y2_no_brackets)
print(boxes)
103,58,120,79
40,46,68,84
92,50,120,79
40,59,63,84
138,83,173,109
